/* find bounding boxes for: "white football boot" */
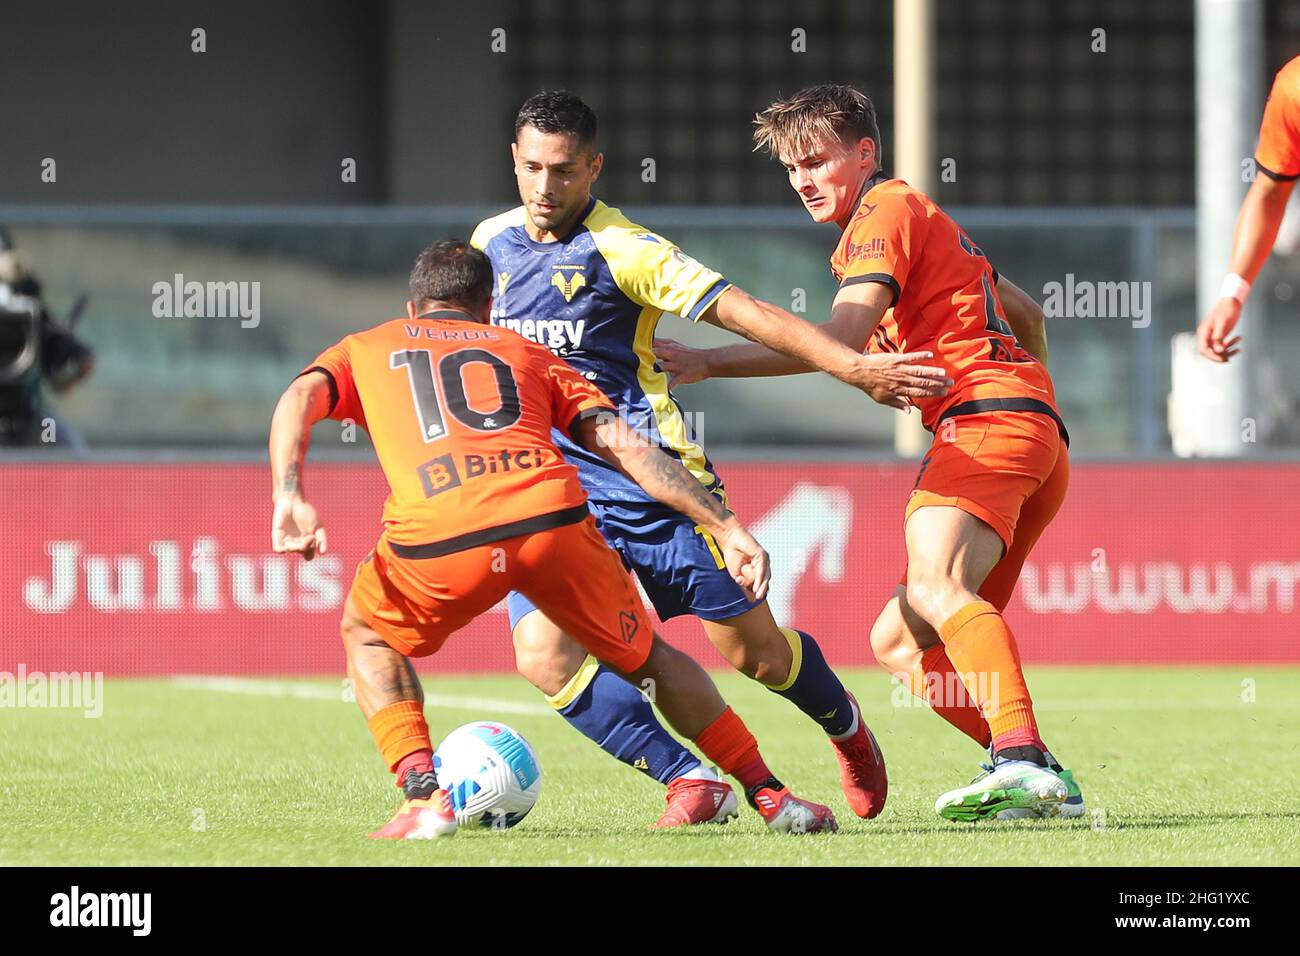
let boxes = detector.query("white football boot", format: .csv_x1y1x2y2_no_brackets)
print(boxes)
935,757,1067,822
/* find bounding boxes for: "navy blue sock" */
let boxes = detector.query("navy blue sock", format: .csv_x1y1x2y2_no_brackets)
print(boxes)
766,628,854,736
552,658,700,784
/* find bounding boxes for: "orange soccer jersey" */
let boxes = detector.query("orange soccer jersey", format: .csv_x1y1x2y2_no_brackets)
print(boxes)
1256,54,1300,181
300,310,614,549
830,175,1060,434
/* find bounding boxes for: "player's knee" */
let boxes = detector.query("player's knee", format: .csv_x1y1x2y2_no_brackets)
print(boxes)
512,624,584,698
514,647,567,695
514,645,566,696
869,612,908,673
904,577,950,631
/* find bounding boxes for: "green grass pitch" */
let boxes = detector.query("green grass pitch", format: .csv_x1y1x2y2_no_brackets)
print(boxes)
3,666,1297,866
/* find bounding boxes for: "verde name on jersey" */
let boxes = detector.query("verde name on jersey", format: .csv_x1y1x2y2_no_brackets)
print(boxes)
471,197,732,512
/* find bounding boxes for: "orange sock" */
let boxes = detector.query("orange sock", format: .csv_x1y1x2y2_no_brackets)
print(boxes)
692,707,771,790
367,700,432,772
938,601,1042,753
911,644,993,749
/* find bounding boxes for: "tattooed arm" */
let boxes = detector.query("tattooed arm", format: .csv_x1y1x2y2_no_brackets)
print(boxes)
268,371,333,559
570,411,770,600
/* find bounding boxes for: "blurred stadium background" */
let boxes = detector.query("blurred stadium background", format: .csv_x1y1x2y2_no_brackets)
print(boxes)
4,0,1300,675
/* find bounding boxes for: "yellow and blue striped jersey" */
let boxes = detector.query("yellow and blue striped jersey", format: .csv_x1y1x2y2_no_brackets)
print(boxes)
470,197,731,505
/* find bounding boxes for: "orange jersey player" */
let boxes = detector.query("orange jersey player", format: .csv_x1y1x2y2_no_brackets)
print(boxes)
267,239,838,838
302,298,606,560
656,84,1084,822
1198,54,1300,362
827,181,1061,438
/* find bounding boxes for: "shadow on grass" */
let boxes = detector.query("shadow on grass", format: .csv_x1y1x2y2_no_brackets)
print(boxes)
872,809,1300,836
351,808,1300,844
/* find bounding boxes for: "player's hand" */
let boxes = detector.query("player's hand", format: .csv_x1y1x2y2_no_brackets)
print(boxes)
271,493,328,560
847,351,952,410
653,338,711,387
1197,298,1243,363
716,522,770,602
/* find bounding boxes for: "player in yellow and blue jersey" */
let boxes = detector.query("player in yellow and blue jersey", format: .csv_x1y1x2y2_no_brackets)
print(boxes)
470,91,951,827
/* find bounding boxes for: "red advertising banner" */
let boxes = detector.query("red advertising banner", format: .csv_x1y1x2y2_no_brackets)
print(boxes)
3,461,1297,675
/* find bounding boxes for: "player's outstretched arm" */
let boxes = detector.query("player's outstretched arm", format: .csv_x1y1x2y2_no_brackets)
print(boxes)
666,283,950,410
571,412,769,600
995,275,1049,364
697,285,877,378
1197,173,1295,363
268,372,333,560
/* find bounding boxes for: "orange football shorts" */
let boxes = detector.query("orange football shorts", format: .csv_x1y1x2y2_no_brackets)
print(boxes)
903,409,1070,611
348,513,653,672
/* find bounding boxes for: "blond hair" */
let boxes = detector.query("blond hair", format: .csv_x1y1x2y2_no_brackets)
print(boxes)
753,83,881,160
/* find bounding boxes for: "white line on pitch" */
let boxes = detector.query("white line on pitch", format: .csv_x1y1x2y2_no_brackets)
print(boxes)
880,698,1298,712
164,676,1300,716
1030,698,1297,711
169,675,551,716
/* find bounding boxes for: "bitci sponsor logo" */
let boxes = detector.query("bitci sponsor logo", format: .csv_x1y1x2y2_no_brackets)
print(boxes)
416,448,555,497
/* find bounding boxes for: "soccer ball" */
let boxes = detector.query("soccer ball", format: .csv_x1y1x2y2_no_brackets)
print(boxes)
433,721,542,829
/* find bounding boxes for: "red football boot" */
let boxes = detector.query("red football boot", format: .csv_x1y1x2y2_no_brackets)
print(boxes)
653,776,740,828
829,692,888,818
369,789,458,840
746,782,838,834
